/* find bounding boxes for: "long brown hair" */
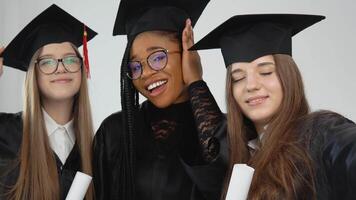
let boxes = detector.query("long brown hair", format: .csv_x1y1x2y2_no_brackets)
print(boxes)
8,45,94,200
224,54,315,199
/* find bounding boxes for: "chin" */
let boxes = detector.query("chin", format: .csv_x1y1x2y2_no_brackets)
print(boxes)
148,95,176,108
246,111,274,124
149,99,171,108
46,92,77,102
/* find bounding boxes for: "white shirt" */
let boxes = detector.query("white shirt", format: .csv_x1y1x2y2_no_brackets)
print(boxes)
247,125,268,154
43,108,75,165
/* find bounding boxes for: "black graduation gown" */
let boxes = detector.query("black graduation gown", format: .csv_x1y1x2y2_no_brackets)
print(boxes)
93,81,228,200
0,112,81,200
301,111,356,199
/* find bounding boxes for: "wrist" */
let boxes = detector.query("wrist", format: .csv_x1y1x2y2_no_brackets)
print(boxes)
186,77,203,86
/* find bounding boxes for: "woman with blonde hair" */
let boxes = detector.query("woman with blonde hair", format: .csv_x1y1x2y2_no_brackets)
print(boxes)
192,14,356,199
0,4,97,200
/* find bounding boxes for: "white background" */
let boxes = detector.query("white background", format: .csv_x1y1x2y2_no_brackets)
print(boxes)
1,0,355,131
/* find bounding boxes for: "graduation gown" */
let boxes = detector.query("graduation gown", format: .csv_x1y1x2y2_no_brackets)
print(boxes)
301,111,356,199
93,81,228,200
0,112,81,200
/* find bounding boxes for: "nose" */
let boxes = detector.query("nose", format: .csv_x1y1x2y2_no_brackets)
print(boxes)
140,61,156,79
245,72,261,92
55,60,67,74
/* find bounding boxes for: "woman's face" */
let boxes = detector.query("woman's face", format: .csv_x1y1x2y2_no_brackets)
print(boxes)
231,55,283,128
130,31,188,108
36,42,82,103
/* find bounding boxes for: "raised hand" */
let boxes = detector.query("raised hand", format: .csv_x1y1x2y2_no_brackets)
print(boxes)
181,19,203,86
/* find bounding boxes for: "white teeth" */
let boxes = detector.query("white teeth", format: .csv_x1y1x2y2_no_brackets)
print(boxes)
147,80,167,91
248,97,267,104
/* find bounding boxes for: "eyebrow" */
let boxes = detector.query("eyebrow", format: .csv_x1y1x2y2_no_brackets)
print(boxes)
257,62,275,67
231,68,243,74
130,46,165,60
231,62,275,74
39,52,77,59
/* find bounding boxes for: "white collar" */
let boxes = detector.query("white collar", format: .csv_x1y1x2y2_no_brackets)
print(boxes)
247,132,264,151
42,108,75,144
247,138,259,150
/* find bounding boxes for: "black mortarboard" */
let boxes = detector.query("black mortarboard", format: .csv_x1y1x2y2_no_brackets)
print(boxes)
0,4,97,71
113,0,209,38
191,14,325,66
110,1,210,199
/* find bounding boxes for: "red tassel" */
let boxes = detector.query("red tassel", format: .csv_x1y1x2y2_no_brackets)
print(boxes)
83,24,90,78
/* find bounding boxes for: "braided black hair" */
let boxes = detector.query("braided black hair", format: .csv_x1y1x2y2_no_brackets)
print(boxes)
118,38,139,199
117,31,181,199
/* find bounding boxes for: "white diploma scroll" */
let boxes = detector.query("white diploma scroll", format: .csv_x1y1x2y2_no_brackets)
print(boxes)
225,164,255,200
65,172,92,200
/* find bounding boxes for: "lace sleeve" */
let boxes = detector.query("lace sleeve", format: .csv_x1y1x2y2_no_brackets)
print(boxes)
189,80,224,163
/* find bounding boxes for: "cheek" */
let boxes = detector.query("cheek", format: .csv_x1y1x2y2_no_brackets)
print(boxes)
73,72,82,91
36,72,49,94
267,77,283,102
132,80,144,94
169,63,185,91
232,84,244,107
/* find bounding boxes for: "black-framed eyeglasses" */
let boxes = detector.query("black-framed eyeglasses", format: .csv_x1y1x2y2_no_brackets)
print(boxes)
127,49,181,80
35,55,83,75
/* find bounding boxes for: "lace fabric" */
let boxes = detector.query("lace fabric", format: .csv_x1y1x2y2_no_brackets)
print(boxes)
151,120,178,140
189,80,223,163
147,80,223,163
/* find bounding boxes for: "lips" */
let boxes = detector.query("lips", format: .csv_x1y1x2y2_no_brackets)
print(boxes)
144,79,168,96
147,80,167,91
51,78,72,83
246,95,269,106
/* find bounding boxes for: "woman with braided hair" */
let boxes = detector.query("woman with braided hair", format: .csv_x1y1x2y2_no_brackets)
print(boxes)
92,0,228,200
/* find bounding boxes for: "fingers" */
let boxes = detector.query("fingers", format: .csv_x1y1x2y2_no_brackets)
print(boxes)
182,19,194,50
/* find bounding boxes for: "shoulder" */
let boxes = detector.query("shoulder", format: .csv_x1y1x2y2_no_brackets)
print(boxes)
301,110,356,150
93,111,124,158
94,111,123,141
306,110,354,136
94,102,147,146
0,112,22,125
310,110,353,125
0,112,23,157
0,112,23,137
100,111,124,128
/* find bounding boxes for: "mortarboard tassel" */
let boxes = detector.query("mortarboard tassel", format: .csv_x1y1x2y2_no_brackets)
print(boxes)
83,24,90,78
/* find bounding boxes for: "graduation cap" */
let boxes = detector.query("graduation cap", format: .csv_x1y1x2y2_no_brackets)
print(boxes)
191,14,325,67
0,4,97,73
113,0,210,38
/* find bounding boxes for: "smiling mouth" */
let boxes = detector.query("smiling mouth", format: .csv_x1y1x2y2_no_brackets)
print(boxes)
246,96,269,106
146,80,167,95
51,79,72,83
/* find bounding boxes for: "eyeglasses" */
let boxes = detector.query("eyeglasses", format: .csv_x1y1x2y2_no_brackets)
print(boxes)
35,55,83,75
127,49,181,80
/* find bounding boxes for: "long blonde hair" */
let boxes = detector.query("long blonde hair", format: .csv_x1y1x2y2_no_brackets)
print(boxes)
8,45,94,200
224,54,315,199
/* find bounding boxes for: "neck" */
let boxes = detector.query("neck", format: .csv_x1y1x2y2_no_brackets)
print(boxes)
173,88,189,104
42,98,74,125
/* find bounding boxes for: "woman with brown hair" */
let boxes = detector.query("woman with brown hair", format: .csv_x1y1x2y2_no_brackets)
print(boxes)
192,14,356,199
0,4,96,200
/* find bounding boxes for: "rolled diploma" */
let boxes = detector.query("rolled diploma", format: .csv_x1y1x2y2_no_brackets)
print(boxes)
65,171,92,200
225,164,255,200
